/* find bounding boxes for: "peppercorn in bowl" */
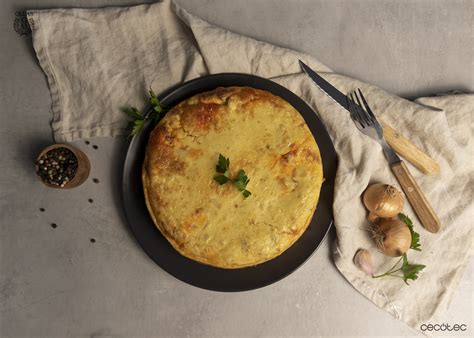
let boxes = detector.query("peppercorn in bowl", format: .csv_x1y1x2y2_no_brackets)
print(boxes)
35,143,90,188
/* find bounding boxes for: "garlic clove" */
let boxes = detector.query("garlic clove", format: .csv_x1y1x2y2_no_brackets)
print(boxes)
353,249,374,276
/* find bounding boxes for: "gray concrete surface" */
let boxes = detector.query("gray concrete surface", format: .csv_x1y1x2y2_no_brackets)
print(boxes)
1,0,472,337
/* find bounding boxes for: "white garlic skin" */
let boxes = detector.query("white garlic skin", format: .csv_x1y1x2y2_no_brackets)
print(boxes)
353,249,374,276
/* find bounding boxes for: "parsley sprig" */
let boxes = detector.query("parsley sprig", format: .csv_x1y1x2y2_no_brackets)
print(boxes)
124,107,145,137
373,254,426,284
214,154,230,183
234,170,251,198
399,212,421,251
124,87,165,138
373,213,425,284
213,154,251,198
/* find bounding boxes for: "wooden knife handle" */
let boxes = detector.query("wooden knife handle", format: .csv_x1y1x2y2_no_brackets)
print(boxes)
391,161,441,233
382,120,440,176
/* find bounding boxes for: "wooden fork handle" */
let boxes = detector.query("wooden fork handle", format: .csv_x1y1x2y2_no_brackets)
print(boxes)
391,161,441,233
381,119,440,176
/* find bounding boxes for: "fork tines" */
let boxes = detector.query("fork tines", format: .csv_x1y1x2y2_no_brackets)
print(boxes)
346,89,381,130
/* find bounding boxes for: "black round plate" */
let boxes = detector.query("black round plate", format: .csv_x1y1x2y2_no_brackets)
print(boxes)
122,73,337,292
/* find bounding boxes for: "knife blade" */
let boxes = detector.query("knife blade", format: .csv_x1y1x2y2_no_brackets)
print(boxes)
299,60,350,111
299,59,440,176
301,60,441,232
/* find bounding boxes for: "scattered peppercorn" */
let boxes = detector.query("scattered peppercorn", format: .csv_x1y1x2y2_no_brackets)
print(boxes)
92,178,99,184
88,198,93,203
39,208,45,212
51,223,57,229
36,147,78,187
85,140,90,145
92,145,98,150
90,238,96,243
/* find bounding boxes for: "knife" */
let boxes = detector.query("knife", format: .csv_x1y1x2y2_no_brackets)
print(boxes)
300,60,441,232
299,60,440,176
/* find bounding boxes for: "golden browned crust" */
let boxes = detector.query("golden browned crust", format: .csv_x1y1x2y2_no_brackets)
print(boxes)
143,87,323,268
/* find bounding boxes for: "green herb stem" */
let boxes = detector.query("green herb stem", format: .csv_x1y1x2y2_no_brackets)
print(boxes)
372,256,404,278
372,253,425,284
124,86,166,138
213,154,251,198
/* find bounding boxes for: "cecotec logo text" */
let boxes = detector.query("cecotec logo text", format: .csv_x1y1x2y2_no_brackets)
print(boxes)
420,323,467,332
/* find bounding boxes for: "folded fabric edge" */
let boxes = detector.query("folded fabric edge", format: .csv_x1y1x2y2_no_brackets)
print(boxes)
27,10,63,142
170,0,333,75
333,255,421,334
334,246,473,334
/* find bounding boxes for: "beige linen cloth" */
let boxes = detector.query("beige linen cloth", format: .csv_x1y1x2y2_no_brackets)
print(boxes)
27,0,472,332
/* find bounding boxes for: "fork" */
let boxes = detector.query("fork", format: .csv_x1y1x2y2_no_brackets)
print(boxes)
347,89,440,233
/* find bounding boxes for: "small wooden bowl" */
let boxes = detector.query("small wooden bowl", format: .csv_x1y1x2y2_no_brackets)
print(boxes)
35,143,90,189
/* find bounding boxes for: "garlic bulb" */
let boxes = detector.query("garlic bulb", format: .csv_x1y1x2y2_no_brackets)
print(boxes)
353,249,374,276
363,183,404,222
